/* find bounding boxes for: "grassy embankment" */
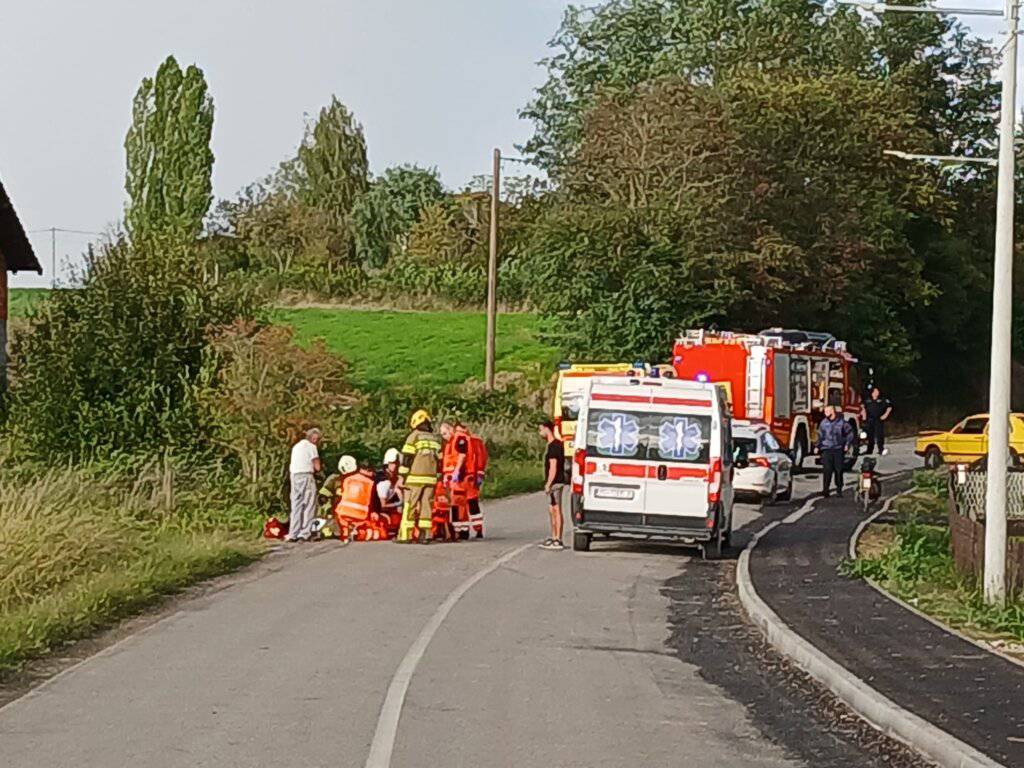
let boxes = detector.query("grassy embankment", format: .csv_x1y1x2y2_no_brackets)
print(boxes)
0,302,555,673
272,306,559,498
845,471,1024,651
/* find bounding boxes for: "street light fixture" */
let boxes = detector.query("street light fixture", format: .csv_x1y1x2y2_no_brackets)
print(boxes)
841,0,1017,606
837,1,1003,16
882,149,998,167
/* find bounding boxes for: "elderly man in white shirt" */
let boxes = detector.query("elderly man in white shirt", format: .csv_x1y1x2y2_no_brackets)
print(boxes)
286,428,322,542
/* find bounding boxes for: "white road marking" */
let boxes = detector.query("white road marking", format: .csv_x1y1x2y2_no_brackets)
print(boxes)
364,542,533,768
782,497,817,525
750,520,780,545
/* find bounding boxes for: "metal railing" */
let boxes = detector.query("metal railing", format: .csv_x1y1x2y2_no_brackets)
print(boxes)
950,464,1024,521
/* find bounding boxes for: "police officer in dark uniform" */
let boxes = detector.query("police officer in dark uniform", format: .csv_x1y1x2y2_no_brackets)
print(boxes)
860,387,893,456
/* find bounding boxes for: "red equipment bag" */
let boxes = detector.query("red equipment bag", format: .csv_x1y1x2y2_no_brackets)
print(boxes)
263,517,289,540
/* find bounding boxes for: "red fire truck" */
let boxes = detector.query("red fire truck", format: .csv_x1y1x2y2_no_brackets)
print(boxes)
672,328,864,467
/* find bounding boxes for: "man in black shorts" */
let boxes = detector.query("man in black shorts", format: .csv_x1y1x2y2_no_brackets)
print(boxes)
538,420,566,550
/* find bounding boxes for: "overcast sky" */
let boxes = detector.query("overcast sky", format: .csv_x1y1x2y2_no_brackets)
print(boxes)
1,1,1003,289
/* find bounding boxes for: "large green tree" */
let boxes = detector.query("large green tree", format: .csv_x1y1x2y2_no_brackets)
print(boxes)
124,55,215,245
519,0,1001,405
521,0,997,172
351,165,445,268
297,97,370,230
524,73,948,378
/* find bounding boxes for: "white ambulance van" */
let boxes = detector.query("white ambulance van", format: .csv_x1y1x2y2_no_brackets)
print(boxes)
569,375,741,559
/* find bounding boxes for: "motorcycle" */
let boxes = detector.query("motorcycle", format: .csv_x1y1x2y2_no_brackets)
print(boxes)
854,456,882,513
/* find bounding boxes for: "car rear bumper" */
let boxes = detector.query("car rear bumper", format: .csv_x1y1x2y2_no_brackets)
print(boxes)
734,468,774,494
572,497,719,541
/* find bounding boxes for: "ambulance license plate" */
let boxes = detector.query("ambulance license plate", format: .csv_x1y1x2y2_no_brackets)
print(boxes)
595,487,634,500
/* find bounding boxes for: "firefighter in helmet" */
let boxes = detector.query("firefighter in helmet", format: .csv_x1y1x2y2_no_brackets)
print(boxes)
397,409,442,543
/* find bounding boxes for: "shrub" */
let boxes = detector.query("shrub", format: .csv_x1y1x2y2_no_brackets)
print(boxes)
6,239,258,460
197,320,360,508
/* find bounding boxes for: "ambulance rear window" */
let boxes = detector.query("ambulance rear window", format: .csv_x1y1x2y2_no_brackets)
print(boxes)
585,410,712,465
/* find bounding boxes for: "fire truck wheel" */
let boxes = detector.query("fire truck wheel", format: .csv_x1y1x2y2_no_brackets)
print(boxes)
572,531,591,552
923,446,943,470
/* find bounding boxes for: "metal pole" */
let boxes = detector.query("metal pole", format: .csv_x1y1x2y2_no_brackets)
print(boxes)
485,148,500,390
984,0,1019,607
51,227,56,289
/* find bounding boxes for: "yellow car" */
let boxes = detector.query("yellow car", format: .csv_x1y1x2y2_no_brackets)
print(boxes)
915,413,1024,468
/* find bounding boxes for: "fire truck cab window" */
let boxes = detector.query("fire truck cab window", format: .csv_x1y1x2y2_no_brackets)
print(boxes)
827,360,844,407
811,359,829,410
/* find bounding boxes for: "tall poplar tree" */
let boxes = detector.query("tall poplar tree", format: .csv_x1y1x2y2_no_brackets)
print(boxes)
297,96,370,228
124,55,215,245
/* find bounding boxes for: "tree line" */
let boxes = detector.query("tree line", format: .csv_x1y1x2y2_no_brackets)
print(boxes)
198,0,1016,411
5,0,1020,464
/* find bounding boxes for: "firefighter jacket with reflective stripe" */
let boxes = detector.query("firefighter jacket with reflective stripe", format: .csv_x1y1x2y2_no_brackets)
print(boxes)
400,428,442,486
336,471,375,522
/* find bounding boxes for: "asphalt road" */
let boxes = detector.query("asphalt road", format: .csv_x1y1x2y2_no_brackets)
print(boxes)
0,442,921,768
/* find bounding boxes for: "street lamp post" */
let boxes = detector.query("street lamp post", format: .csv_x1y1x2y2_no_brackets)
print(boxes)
485,149,500,391
984,0,1019,606
843,0,1019,606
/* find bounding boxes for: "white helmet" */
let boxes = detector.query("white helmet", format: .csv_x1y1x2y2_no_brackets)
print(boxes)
338,455,358,474
383,448,400,464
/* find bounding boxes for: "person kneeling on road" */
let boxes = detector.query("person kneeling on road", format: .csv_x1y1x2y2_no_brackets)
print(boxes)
817,406,854,498
334,456,388,541
375,447,404,536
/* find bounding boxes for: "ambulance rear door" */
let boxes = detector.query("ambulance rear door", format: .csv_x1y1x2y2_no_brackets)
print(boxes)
642,393,717,520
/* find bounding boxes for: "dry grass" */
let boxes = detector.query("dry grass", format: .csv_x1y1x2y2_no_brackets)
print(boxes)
0,467,263,673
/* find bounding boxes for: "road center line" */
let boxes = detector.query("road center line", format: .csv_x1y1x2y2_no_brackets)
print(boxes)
364,542,533,768
782,497,817,525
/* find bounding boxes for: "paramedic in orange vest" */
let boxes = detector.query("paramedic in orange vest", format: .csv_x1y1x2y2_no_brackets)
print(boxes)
440,422,471,540
335,456,384,541
467,432,488,538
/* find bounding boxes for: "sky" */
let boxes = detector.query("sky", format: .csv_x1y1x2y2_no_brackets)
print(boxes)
0,1,1006,289
1,0,572,288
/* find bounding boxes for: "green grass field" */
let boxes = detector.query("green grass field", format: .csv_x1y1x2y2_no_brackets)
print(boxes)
8,288,47,318
272,307,559,390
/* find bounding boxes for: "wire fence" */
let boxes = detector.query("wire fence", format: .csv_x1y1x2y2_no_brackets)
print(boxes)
950,466,1024,520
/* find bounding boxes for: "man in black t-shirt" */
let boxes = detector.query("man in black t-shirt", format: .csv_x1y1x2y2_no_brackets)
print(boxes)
860,387,893,456
538,420,567,550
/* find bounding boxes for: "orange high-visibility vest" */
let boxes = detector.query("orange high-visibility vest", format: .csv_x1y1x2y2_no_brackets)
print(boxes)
467,434,488,500
443,428,472,482
336,471,374,522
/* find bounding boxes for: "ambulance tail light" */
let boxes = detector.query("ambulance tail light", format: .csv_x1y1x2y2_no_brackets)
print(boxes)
707,458,723,504
572,449,586,494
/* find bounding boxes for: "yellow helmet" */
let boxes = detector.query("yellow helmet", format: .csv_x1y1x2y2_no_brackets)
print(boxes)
410,409,431,429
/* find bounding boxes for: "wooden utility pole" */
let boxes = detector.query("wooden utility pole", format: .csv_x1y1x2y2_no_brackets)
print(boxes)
485,148,500,390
